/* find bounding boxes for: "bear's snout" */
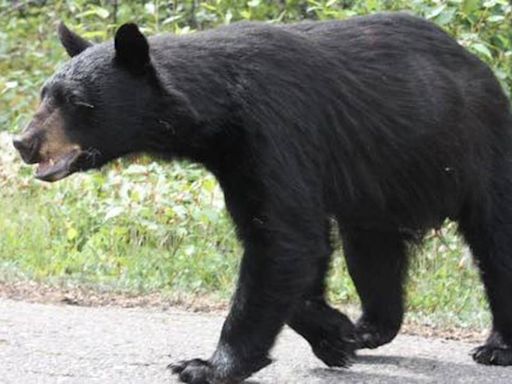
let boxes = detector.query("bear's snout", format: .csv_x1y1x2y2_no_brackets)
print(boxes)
12,134,41,164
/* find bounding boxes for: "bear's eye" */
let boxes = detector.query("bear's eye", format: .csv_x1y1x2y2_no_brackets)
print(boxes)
43,83,91,110
47,87,66,106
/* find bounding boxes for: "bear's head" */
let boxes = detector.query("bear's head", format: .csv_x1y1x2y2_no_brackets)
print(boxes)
13,23,193,182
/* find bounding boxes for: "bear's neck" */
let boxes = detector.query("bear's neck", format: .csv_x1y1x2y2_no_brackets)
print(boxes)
142,51,245,173
141,97,241,177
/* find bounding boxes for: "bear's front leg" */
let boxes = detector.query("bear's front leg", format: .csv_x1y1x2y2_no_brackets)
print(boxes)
170,240,317,384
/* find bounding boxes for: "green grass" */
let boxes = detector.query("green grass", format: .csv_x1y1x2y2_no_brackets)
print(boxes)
0,151,241,298
0,0,510,328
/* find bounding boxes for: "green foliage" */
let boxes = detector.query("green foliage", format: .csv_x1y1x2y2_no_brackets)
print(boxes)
0,1,509,325
0,144,240,295
0,1,510,134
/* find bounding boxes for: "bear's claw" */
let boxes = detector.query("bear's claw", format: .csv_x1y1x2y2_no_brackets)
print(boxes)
169,359,216,384
312,337,356,367
472,345,512,366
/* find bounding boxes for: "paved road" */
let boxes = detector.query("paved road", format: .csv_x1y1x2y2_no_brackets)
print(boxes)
0,298,510,383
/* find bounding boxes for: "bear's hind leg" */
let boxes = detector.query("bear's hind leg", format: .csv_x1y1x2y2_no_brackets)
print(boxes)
342,229,408,349
459,178,512,366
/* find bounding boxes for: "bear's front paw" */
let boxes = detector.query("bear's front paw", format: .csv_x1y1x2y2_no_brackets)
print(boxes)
169,359,219,384
472,345,512,366
169,355,272,384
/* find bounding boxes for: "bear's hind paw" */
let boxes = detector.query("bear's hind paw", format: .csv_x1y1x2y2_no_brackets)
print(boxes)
472,345,512,366
312,336,356,368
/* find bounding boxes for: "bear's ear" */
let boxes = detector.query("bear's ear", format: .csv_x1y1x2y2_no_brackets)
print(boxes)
58,22,92,57
114,23,150,74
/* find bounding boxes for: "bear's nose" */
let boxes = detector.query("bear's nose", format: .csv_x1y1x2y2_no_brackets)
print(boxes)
12,135,40,164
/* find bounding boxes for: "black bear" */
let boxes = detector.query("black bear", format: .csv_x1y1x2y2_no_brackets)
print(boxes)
13,12,512,384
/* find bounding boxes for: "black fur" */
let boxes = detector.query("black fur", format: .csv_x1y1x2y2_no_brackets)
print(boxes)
114,23,151,74
57,22,92,57
25,12,512,384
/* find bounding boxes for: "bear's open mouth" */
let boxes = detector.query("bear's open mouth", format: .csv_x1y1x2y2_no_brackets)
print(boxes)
36,148,82,182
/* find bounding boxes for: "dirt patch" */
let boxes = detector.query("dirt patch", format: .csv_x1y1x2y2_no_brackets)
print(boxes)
0,280,227,312
401,321,486,343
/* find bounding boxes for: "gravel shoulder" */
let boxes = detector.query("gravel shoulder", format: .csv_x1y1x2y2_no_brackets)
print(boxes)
1,297,511,383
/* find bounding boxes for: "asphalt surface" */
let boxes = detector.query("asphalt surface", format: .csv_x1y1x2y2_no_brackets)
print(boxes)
0,298,511,383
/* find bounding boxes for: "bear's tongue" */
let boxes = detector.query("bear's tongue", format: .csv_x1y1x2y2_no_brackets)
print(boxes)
36,149,81,182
